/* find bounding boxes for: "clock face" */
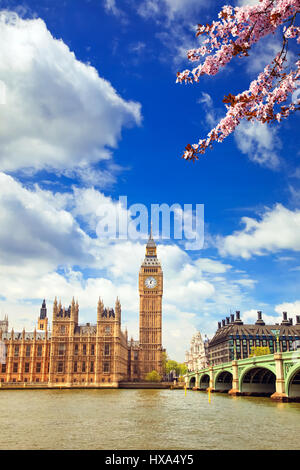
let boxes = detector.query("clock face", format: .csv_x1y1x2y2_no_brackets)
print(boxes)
145,276,157,289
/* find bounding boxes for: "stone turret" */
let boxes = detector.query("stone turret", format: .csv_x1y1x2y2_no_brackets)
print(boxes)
38,299,48,331
115,297,121,324
58,299,62,317
76,300,79,322
53,297,58,316
70,297,78,325
97,297,104,322
0,314,8,334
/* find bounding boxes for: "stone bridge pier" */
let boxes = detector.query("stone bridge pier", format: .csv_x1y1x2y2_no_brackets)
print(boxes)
270,353,287,401
228,360,239,396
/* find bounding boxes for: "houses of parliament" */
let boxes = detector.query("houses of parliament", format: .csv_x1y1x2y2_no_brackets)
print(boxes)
0,232,165,387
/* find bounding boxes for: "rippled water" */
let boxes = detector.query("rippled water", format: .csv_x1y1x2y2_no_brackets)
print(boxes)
0,389,299,450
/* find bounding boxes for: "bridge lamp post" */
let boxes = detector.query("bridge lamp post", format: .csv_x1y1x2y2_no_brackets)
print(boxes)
271,329,280,353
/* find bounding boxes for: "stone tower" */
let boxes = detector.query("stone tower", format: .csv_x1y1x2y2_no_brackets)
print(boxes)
0,315,8,334
37,299,48,331
139,227,163,378
96,296,123,387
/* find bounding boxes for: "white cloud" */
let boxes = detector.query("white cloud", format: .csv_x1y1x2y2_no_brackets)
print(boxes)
198,94,281,171
243,31,296,82
138,0,207,22
242,309,281,325
219,204,300,259
275,301,300,318
237,0,260,6
235,278,257,288
128,0,204,69
234,120,280,169
197,92,213,108
292,167,300,179
241,307,300,327
163,0,204,18
289,185,300,206
155,27,200,68
103,0,128,24
63,165,118,188
246,37,282,74
104,0,121,15
0,12,141,175
137,0,161,20
0,172,91,268
129,42,146,54
194,258,232,274
0,173,261,361
276,256,296,262
197,92,219,128
239,304,300,329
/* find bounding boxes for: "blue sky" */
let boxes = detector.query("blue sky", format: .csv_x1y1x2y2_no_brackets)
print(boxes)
0,0,299,360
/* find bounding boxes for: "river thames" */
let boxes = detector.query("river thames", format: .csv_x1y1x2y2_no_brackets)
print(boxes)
0,389,299,450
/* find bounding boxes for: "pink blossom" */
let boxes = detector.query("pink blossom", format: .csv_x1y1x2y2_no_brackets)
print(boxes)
177,0,300,160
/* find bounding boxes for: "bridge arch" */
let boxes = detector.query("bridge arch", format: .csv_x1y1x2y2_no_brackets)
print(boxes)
214,370,233,392
286,365,300,400
198,373,210,390
188,376,196,389
239,366,276,396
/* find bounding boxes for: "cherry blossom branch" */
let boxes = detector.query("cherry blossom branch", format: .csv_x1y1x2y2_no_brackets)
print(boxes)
176,0,300,161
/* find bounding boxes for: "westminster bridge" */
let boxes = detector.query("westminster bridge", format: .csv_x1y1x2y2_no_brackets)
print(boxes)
185,351,300,401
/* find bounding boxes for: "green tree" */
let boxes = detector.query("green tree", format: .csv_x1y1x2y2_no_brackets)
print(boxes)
165,360,188,377
165,360,178,375
145,370,162,382
161,351,168,376
177,363,188,376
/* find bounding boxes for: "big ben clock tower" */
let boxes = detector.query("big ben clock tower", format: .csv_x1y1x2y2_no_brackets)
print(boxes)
139,227,164,379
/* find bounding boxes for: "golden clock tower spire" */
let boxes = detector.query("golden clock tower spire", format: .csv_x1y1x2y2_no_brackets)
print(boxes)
139,227,163,379
145,221,157,258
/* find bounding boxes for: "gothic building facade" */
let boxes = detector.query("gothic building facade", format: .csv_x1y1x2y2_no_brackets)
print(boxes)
208,311,300,366
0,234,165,387
185,332,209,372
